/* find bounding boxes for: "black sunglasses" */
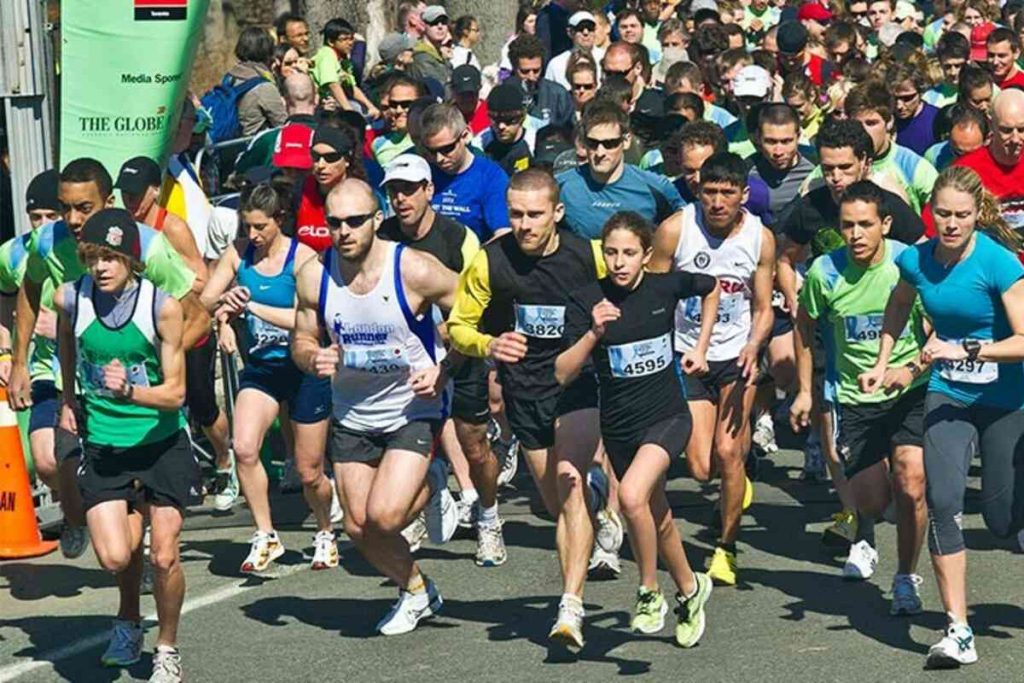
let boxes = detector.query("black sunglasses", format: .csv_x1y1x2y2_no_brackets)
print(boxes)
602,66,633,77
426,17,449,26
893,92,919,103
312,150,345,163
572,82,596,91
387,99,416,111
573,21,596,32
326,213,375,229
490,112,524,125
424,138,462,156
584,135,624,150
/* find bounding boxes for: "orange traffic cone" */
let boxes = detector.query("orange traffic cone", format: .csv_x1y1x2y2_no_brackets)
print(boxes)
0,387,58,559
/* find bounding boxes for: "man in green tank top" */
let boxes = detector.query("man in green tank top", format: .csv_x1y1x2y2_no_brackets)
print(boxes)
55,209,196,683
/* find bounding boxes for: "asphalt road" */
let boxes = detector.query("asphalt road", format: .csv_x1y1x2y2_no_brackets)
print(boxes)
1,448,1021,683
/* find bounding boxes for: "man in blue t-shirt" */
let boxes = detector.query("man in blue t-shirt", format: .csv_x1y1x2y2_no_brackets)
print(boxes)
416,102,510,241
556,102,685,239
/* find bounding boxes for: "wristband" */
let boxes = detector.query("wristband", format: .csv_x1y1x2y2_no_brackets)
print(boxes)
904,361,922,379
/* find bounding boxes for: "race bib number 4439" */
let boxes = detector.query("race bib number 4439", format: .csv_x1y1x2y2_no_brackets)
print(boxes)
514,304,565,339
607,333,673,378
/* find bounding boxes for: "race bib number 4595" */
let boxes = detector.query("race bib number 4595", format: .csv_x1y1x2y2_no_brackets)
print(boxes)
607,333,673,378
514,304,565,339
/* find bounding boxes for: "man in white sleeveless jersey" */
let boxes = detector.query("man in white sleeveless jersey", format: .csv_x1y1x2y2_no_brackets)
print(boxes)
292,178,461,636
651,152,775,587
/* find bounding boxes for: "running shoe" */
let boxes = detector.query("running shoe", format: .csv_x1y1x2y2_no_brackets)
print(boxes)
548,595,585,650
311,530,339,570
495,435,520,488
588,545,622,579
752,412,778,455
675,572,713,648
402,514,428,553
240,530,285,574
707,546,737,586
595,508,624,555
456,496,479,530
425,458,458,544
376,578,443,636
59,524,90,559
278,458,302,494
211,465,239,512
475,521,507,567
329,485,344,525
926,620,977,668
890,573,924,615
149,645,183,683
586,464,609,513
822,509,857,547
100,619,143,667
631,587,668,634
800,432,826,482
842,539,878,580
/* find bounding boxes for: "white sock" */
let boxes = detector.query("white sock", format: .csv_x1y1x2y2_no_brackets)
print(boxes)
461,488,479,505
477,503,498,528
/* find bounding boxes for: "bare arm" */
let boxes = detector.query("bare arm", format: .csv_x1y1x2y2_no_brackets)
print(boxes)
649,213,681,273
978,279,1024,362
162,213,207,294
9,278,41,408
328,81,354,110
555,330,599,386
199,243,241,312
748,228,776,350
291,257,327,376
776,236,806,317
247,300,298,330
55,286,81,433
179,291,211,350
127,297,186,410
402,248,459,314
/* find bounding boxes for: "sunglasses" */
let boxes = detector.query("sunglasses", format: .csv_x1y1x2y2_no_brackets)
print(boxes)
490,113,524,125
602,66,633,77
427,17,449,26
573,21,596,32
311,150,345,164
387,99,416,111
424,138,462,156
893,92,919,103
571,82,596,91
584,136,624,150
326,213,375,229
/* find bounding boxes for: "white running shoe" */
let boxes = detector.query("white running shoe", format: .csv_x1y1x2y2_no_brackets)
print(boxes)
402,515,428,553
101,619,143,667
752,412,778,455
330,485,344,525
240,530,285,573
475,521,507,567
926,620,978,668
549,595,585,650
495,436,520,488
149,646,182,683
212,464,239,511
595,508,624,555
588,545,622,579
425,459,458,544
456,496,478,530
842,540,878,580
376,578,443,636
60,524,90,559
890,573,923,615
310,530,339,570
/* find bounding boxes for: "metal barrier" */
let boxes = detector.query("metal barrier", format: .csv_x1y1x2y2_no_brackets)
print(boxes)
194,134,257,197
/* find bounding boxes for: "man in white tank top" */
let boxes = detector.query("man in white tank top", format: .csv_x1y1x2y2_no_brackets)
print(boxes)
292,178,463,637
651,152,775,587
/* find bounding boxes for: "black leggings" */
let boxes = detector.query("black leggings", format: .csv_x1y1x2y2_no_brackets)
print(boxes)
923,392,1024,555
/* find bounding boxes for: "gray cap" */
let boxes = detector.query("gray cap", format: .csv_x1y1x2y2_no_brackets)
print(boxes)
422,5,448,24
379,32,415,63
690,0,719,14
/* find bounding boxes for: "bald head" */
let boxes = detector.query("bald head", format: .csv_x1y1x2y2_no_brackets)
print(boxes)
992,89,1024,165
325,178,381,260
326,177,379,215
283,73,317,115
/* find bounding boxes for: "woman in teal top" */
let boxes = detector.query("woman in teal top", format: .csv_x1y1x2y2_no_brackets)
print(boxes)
200,180,334,575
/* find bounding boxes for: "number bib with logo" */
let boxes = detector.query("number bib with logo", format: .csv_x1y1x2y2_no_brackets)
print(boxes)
684,293,743,325
248,315,290,353
938,339,998,384
81,360,152,397
343,346,410,375
607,332,673,378
514,304,565,339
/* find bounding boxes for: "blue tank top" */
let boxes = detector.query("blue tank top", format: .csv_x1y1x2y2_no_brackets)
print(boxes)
237,239,298,362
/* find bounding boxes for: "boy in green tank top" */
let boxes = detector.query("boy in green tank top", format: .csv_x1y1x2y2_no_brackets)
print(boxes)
55,209,196,683
790,182,930,617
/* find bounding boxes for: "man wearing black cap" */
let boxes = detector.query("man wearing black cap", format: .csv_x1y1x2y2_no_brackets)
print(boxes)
0,169,90,560
777,20,833,86
293,123,363,253
451,64,490,135
474,83,539,175
54,207,195,681
115,156,235,510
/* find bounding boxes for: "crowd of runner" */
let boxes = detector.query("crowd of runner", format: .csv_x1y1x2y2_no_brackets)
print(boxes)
3,0,1024,680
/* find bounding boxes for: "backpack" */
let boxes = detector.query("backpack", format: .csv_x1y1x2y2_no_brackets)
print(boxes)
200,74,265,143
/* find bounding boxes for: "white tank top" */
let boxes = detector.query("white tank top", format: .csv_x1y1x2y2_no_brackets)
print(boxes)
319,241,446,432
672,203,763,361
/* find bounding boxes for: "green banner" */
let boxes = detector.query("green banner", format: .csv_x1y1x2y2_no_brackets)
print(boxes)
60,0,209,175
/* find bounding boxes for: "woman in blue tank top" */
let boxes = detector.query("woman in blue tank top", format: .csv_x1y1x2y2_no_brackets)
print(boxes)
200,180,336,575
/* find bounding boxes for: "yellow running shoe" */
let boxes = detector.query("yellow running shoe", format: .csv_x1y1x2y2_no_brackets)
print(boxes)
822,509,857,548
707,546,737,586
742,477,754,511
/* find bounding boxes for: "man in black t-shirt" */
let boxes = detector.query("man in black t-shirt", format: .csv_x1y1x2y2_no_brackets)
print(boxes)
474,84,535,176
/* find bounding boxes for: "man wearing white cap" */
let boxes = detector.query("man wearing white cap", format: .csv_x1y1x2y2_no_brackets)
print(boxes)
545,11,603,91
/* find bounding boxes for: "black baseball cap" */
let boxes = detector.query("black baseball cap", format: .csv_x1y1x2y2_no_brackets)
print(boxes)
25,169,60,213
451,65,482,94
777,21,809,55
82,208,142,261
114,156,162,195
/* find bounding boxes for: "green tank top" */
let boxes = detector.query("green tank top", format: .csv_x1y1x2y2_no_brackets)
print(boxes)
74,276,184,447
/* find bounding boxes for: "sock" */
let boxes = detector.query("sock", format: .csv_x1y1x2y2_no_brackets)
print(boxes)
461,488,479,506
856,514,876,547
477,503,498,528
407,573,426,595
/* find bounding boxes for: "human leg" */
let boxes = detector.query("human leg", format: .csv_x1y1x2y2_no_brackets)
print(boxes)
231,388,280,534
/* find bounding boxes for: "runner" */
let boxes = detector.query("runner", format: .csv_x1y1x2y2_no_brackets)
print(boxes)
55,209,197,683
650,151,775,586
555,210,717,647
377,154,508,567
447,168,616,649
863,166,1024,668
790,182,928,611
292,177,459,635
199,180,335,573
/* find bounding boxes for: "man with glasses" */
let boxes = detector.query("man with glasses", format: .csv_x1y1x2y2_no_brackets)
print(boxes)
888,63,939,156
557,101,683,239
474,84,541,175
408,5,452,88
924,105,989,171
311,18,379,117
568,61,598,120
371,75,425,166
545,11,602,92
416,103,509,241
508,34,574,129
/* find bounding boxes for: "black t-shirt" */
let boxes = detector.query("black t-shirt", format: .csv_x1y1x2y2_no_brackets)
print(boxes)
563,271,716,440
780,184,925,257
377,213,472,273
483,136,533,176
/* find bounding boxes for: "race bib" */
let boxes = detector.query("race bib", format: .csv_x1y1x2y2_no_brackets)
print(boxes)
514,304,565,339
684,293,743,325
771,289,789,312
843,314,911,343
607,333,673,378
343,345,409,375
80,359,151,397
939,358,998,384
248,315,290,352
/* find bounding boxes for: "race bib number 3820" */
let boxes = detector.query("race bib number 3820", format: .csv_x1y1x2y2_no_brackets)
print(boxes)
514,304,565,339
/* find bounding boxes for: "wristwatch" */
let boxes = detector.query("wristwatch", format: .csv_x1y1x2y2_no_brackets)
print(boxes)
962,339,982,361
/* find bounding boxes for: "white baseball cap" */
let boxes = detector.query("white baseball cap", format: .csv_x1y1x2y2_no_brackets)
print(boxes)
382,154,432,186
569,11,597,28
732,65,771,98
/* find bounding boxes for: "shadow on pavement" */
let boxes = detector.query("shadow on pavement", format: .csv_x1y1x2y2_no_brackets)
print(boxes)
1,563,114,601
